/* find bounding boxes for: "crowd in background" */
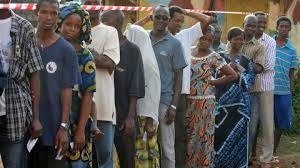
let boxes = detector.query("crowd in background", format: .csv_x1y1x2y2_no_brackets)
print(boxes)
0,0,299,168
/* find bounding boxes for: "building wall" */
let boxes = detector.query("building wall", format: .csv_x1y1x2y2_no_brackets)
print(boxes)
138,0,299,57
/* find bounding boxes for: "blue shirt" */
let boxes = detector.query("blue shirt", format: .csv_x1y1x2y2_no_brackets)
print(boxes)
274,36,299,95
150,31,187,105
39,37,81,146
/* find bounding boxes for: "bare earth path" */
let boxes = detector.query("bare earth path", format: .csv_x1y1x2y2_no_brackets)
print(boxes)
1,135,299,168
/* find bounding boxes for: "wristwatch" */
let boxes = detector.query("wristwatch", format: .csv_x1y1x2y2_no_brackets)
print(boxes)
170,104,177,110
60,122,69,130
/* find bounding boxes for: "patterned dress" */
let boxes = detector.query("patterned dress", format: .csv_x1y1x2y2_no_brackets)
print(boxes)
214,53,254,168
66,47,96,167
135,117,160,168
186,52,226,168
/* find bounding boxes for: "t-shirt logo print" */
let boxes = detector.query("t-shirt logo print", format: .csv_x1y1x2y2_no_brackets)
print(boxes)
46,61,57,74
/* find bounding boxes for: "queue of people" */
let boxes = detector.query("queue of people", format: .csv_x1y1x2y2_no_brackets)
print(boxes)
0,0,299,168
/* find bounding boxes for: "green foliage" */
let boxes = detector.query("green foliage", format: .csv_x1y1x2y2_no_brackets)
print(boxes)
286,72,300,135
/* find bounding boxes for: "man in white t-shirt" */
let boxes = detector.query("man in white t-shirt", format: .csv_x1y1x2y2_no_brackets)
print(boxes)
0,16,11,116
84,0,120,167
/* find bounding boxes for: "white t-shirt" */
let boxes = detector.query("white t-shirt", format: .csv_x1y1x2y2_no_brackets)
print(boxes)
0,17,12,116
175,22,203,94
89,23,120,124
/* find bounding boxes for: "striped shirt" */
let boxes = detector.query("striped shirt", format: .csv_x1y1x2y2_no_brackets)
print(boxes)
241,37,266,92
254,33,276,91
274,36,299,95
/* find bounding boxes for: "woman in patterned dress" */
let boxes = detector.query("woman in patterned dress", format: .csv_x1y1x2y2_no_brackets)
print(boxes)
185,25,237,168
57,3,96,167
214,27,255,168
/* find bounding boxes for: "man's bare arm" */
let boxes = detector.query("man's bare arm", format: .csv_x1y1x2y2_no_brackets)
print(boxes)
89,48,116,73
184,10,213,31
30,71,43,138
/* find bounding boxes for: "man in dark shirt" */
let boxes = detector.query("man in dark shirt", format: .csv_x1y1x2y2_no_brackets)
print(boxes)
101,10,145,168
28,0,81,167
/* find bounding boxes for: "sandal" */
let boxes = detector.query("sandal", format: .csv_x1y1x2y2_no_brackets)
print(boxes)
260,163,272,168
270,156,280,163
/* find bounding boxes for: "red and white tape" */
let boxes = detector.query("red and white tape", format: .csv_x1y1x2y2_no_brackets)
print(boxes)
0,3,253,15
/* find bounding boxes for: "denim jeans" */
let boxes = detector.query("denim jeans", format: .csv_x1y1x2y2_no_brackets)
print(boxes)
70,157,91,168
0,138,27,168
94,121,115,168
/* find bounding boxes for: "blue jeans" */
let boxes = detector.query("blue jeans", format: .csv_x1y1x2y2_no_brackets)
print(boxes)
94,121,115,168
0,139,27,168
70,158,91,168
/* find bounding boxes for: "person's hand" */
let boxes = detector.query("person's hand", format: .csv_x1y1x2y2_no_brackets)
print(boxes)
173,6,187,15
73,130,85,151
31,91,35,100
88,48,98,57
55,127,69,154
91,127,104,140
208,79,216,86
145,117,156,139
147,12,153,19
108,65,116,75
30,119,43,139
229,61,238,71
123,116,135,136
165,107,176,125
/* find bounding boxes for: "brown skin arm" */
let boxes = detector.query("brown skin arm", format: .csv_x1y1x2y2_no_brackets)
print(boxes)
89,48,116,74
134,12,152,26
91,100,98,128
145,117,156,138
290,68,295,95
29,71,43,139
55,87,72,154
209,64,237,86
184,10,213,31
253,45,265,74
73,91,93,151
90,100,104,139
123,96,138,136
253,63,264,74
165,69,183,125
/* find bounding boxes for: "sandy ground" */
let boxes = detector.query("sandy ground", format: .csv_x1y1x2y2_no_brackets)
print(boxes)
1,136,299,168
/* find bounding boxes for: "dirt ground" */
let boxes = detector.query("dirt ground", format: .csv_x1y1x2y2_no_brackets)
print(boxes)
1,135,299,168
250,155,300,168
251,135,300,168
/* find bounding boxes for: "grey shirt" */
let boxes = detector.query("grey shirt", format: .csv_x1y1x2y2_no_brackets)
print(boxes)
150,31,187,105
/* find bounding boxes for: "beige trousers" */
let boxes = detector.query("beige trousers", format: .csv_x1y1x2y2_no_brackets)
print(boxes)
249,91,274,163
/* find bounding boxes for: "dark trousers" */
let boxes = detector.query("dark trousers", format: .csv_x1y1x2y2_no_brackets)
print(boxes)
114,132,135,168
175,94,187,168
28,141,68,168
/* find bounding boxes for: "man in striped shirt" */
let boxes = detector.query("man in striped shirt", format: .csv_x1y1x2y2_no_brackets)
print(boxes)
240,15,277,168
273,16,299,155
249,12,277,166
